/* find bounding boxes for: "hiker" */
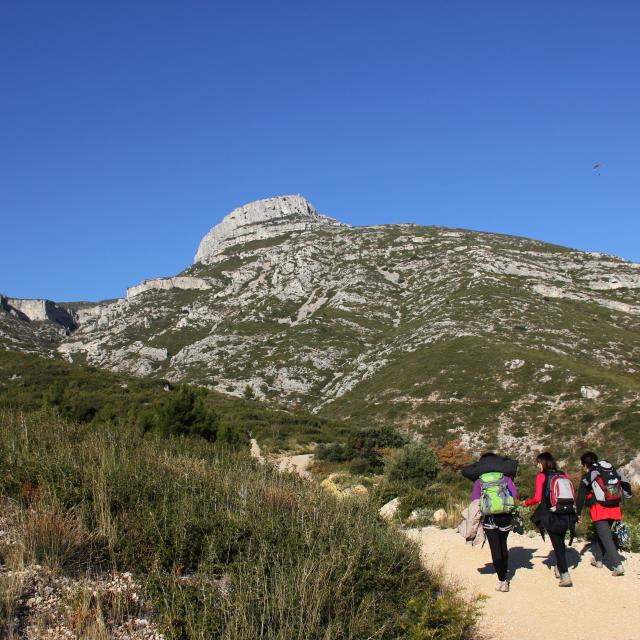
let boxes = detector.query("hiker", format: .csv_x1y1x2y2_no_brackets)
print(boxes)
521,452,577,587
463,453,518,592
576,451,632,576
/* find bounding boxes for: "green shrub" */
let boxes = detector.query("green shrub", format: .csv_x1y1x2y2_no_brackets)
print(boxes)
349,457,375,475
153,386,219,441
387,444,440,489
401,589,479,640
243,384,255,400
397,487,433,521
347,426,407,454
314,442,348,462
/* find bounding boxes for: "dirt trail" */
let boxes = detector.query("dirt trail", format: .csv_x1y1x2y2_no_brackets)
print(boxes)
274,453,313,478
249,438,264,463
249,439,313,478
253,444,640,640
406,526,640,640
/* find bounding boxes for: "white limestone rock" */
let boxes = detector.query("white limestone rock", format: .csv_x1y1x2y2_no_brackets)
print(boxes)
532,284,566,298
622,454,640,486
127,276,215,299
379,497,401,521
139,346,168,362
432,508,448,525
194,195,348,263
580,386,601,399
2,296,77,330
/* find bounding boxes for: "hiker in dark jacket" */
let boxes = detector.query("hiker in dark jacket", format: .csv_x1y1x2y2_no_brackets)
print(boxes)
576,451,631,576
522,452,577,587
465,452,518,593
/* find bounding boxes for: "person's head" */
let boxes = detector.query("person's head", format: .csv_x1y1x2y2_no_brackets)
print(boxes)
580,451,598,471
536,451,558,473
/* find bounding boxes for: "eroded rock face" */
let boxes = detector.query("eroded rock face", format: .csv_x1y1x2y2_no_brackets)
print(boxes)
194,195,347,263
127,277,216,299
1,295,77,330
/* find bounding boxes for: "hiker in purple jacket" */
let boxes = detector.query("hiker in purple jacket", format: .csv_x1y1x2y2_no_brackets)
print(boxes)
468,453,518,592
471,475,518,501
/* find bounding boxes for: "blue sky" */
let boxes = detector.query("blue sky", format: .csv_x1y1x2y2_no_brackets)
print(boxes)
2,1,639,301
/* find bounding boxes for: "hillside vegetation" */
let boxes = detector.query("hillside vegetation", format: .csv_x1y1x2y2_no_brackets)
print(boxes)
0,351,351,452
0,408,478,639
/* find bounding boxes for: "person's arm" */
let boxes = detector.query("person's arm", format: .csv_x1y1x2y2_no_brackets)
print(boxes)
505,476,518,500
523,473,545,507
575,475,588,515
471,479,481,501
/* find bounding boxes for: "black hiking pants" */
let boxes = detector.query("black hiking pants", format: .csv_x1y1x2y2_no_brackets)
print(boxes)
485,527,510,581
548,531,568,574
593,519,622,566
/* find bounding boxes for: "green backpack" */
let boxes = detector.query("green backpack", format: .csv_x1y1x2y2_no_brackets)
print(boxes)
479,472,515,515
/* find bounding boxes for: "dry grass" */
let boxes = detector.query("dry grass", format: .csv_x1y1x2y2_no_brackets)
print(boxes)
0,409,479,639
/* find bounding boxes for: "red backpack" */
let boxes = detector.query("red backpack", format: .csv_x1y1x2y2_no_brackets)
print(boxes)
590,461,622,507
545,472,576,514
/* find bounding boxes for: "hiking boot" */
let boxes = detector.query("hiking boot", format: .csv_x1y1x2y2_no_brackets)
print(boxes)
590,558,603,568
553,565,561,579
495,580,510,592
612,565,625,577
558,572,573,587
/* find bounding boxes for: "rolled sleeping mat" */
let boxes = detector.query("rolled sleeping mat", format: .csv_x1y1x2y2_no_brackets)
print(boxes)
461,455,519,481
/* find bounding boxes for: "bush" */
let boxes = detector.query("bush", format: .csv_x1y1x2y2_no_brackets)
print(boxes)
401,589,479,640
314,442,348,462
387,444,440,489
397,487,433,521
153,386,219,441
347,426,407,455
348,457,374,475
436,439,472,472
243,384,255,400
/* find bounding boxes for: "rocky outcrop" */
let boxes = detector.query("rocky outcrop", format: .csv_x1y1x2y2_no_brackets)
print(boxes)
194,195,347,263
623,454,640,486
1,296,77,330
127,276,215,299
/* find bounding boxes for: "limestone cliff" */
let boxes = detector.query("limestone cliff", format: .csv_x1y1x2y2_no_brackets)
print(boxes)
194,195,347,263
1,296,77,330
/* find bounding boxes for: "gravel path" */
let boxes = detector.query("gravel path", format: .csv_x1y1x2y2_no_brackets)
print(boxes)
405,525,640,640
274,453,313,478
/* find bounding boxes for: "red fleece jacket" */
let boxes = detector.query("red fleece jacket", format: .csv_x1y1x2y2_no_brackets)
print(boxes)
523,471,571,507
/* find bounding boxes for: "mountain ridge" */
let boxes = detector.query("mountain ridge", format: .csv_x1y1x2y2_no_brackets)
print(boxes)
3,195,639,458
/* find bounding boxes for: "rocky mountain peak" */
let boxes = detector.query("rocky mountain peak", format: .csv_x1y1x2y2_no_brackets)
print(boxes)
194,195,346,263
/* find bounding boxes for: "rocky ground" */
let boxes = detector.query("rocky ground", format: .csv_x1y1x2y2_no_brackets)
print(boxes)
0,508,164,640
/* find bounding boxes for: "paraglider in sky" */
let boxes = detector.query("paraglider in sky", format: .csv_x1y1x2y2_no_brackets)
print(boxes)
593,162,604,175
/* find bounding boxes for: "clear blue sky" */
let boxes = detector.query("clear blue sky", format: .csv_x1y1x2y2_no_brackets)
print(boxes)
2,1,639,301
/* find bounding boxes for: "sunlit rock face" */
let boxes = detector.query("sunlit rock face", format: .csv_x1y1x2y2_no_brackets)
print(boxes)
194,195,347,263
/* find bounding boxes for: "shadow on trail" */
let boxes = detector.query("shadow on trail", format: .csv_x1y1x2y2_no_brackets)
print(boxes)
541,546,582,571
477,546,536,580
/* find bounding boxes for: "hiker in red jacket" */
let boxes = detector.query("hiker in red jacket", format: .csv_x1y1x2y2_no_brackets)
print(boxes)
575,451,632,576
522,452,577,587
